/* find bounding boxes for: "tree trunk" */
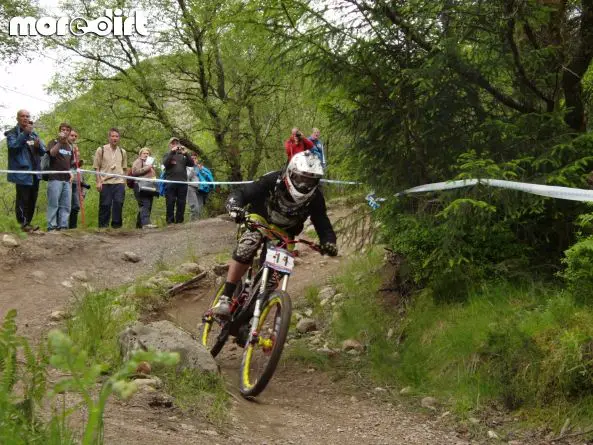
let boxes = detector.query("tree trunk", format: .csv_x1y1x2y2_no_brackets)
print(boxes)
561,0,593,132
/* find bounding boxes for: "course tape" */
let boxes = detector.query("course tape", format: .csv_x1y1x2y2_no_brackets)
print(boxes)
2,169,592,203
0,169,362,187
396,179,593,202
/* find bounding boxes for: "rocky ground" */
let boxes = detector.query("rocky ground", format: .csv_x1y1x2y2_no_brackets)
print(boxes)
1,208,559,445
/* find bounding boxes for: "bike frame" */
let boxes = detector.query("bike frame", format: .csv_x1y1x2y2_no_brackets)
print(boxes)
236,218,319,345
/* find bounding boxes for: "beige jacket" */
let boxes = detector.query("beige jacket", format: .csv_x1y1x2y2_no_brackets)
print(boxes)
92,144,128,184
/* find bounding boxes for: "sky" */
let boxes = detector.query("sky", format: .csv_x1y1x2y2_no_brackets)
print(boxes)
0,0,78,134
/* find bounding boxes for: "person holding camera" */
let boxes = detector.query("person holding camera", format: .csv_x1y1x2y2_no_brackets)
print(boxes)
132,147,158,229
284,127,314,161
162,137,194,224
46,123,73,231
4,109,46,232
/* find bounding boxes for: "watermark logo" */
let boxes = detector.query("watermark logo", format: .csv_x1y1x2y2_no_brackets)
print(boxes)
9,9,148,37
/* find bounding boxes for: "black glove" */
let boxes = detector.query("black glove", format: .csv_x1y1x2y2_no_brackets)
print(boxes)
320,242,338,257
228,206,246,224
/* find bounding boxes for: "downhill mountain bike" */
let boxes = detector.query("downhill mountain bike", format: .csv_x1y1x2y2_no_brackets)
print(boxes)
200,214,320,398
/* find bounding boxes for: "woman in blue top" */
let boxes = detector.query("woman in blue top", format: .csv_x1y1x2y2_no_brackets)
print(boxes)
187,152,215,221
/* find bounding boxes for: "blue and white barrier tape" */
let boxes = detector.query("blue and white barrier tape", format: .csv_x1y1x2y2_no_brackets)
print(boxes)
0,169,363,187
396,179,593,202
2,169,593,204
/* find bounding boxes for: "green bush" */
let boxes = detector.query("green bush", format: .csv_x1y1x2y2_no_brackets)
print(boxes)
381,196,528,302
561,236,593,305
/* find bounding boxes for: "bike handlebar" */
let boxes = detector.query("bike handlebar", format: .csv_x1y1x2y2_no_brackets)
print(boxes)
244,217,321,252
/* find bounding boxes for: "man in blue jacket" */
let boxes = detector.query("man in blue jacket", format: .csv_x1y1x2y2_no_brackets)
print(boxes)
4,109,46,232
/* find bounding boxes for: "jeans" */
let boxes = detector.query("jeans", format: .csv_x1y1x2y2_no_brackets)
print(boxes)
187,187,206,221
134,189,154,228
99,183,125,228
165,183,188,224
47,180,71,230
69,183,81,229
15,181,39,227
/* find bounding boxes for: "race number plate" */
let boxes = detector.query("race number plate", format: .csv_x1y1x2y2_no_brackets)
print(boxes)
264,245,295,274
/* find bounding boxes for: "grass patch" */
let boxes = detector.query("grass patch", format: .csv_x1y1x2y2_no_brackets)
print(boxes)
161,369,229,425
66,289,137,370
330,249,400,384
301,285,321,313
214,251,231,264
282,338,331,371
329,249,593,433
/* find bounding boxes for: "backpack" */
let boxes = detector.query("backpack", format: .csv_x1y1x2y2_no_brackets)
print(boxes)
40,152,51,181
126,167,135,189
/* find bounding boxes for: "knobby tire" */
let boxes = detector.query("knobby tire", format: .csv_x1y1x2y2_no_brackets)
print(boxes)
239,290,292,398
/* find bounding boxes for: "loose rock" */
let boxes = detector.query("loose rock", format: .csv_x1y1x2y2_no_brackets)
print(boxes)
123,251,141,263
119,320,218,374
318,286,336,302
317,347,337,356
2,234,19,248
133,377,162,390
296,318,317,333
71,270,88,282
487,430,500,440
387,328,394,339
61,280,73,288
421,396,438,411
212,263,229,276
399,386,412,395
49,310,68,322
341,339,364,352
147,277,174,289
179,262,202,275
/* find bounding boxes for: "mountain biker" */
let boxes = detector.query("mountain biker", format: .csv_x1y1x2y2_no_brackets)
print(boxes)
213,150,338,317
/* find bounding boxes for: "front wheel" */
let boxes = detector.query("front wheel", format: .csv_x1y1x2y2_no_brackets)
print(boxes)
239,290,292,398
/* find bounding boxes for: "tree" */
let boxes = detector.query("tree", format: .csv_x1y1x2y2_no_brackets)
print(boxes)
48,0,318,180
0,0,38,62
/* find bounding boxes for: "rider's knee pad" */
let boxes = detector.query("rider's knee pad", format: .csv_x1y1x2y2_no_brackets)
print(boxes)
232,229,263,264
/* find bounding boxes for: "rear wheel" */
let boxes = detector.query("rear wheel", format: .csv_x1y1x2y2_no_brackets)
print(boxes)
239,290,292,398
200,282,240,357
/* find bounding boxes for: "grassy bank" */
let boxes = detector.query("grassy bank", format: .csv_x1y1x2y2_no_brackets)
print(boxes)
325,249,593,434
1,263,228,444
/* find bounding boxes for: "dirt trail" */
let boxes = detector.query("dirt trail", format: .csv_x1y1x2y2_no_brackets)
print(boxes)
0,209,471,445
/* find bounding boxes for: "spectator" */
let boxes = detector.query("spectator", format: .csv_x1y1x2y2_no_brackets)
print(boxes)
92,128,128,228
4,109,46,232
46,123,73,231
308,127,326,169
285,127,313,161
162,137,194,224
131,147,158,229
187,153,214,221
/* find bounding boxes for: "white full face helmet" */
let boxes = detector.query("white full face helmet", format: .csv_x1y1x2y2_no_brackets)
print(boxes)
283,151,324,204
